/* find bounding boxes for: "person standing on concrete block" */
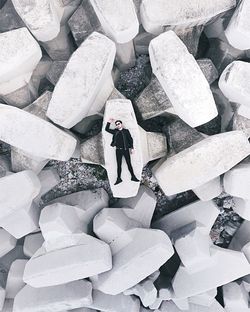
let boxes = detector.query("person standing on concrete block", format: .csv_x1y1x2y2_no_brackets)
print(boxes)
105,118,139,185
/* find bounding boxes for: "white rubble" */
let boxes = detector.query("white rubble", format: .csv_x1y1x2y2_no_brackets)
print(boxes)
224,163,250,199
47,32,116,128
23,234,112,287
89,0,139,43
149,31,218,127
13,280,92,312
0,229,17,258
223,281,250,312
102,99,143,198
87,290,140,312
23,232,44,258
233,198,250,221
6,259,28,299
0,104,77,161
225,0,250,50
0,27,42,96
153,131,250,196
193,177,222,201
12,0,63,42
219,61,250,115
91,228,174,295
117,185,157,228
141,0,236,35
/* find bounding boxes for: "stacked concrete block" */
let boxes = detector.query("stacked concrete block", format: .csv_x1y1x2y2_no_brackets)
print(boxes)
0,27,42,107
47,32,116,128
140,0,236,35
149,31,218,127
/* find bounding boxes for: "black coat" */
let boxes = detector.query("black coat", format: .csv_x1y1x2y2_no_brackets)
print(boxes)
105,122,133,149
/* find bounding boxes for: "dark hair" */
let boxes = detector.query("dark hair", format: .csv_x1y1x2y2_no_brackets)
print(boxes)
115,120,122,125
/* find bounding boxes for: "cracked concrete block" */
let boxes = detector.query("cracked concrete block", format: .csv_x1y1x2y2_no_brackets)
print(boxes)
87,290,140,312
193,177,222,201
149,31,218,127
6,259,28,299
225,0,250,50
0,104,77,161
0,27,42,102
103,99,143,198
91,228,174,295
23,232,44,258
23,233,112,287
47,32,115,128
13,280,92,312
140,0,236,35
153,131,250,196
117,185,157,228
224,163,250,199
0,229,17,258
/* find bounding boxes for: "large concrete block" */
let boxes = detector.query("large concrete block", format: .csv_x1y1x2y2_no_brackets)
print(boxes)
160,300,225,312
149,31,218,127
189,289,217,307
232,112,250,138
117,185,157,228
0,27,42,96
91,228,174,295
13,281,92,312
224,163,250,199
0,229,17,258
23,232,44,258
0,104,77,161
140,0,236,35
23,233,112,287
6,259,28,299
193,177,222,201
153,131,250,196
103,99,143,198
223,281,249,311
225,0,250,50
233,198,250,221
47,32,116,128
80,132,105,166
36,168,60,200
0,0,25,33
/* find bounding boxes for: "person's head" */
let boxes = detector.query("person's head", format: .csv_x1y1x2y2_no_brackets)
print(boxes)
115,120,123,130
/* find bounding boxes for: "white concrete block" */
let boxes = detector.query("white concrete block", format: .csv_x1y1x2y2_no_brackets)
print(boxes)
189,289,217,307
193,177,222,201
149,31,218,128
229,220,250,251
225,0,250,50
89,0,139,43
219,61,250,109
0,229,17,258
23,232,44,258
91,228,174,295
13,281,92,312
172,297,189,310
47,32,116,128
12,0,63,42
94,208,142,245
223,281,249,311
36,168,60,199
0,104,77,161
172,245,250,298
23,234,112,287
87,290,140,312
6,259,28,299
153,200,219,237
141,0,236,34
103,99,143,198
153,131,250,196
233,198,250,221
224,163,250,199
160,300,225,312
0,27,42,95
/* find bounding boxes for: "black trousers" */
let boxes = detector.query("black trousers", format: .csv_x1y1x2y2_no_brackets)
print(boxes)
116,148,135,178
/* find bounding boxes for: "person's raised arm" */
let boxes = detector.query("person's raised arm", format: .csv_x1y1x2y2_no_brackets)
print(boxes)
127,130,134,150
105,118,116,134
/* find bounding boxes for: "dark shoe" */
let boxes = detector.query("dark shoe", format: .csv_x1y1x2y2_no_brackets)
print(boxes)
114,177,122,185
131,176,140,182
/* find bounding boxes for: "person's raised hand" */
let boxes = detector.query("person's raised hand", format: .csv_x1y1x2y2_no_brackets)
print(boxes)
108,118,115,123
130,148,134,155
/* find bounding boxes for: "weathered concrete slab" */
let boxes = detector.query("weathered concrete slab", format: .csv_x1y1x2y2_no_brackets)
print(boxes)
6,259,28,299
47,32,115,128
140,0,236,34
13,281,92,312
149,31,218,127
225,0,250,50
23,233,112,287
103,99,143,198
153,131,250,196
91,228,174,295
0,104,77,161
0,229,17,258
